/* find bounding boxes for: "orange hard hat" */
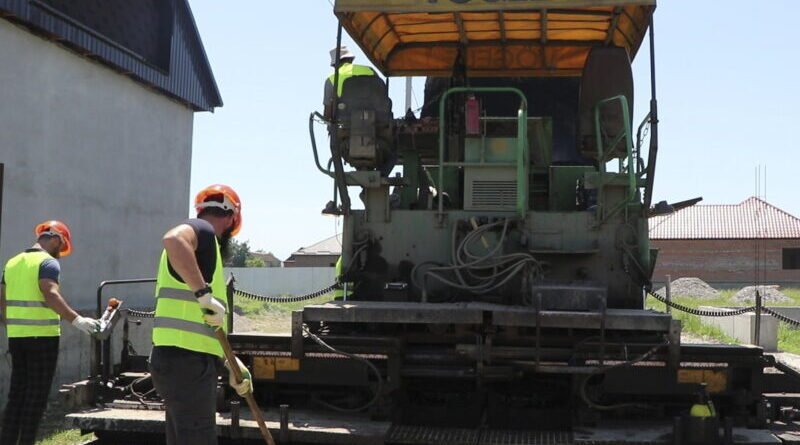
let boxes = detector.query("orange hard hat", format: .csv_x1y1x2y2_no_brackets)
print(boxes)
34,220,73,257
194,184,243,236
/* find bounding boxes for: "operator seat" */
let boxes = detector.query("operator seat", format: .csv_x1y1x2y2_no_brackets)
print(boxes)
577,46,634,161
336,76,394,172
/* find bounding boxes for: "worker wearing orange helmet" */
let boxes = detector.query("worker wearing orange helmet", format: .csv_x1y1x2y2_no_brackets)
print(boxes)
148,184,252,445
0,220,101,445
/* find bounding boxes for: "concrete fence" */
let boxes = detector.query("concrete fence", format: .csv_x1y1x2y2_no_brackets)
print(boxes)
227,267,336,296
699,307,779,352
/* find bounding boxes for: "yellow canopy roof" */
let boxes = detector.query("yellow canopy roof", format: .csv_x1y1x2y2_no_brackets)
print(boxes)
335,1,655,77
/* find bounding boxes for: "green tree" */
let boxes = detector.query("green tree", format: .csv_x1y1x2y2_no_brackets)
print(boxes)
224,239,251,267
224,239,268,267
245,256,266,268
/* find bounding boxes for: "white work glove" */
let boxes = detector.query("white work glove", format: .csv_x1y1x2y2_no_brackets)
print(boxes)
224,356,253,397
72,316,101,335
197,294,226,327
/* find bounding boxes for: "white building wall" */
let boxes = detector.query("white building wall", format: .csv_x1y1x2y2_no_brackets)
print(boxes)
0,19,195,398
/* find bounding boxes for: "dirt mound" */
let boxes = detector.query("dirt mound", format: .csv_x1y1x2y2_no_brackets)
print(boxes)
231,311,291,334
732,285,790,304
231,313,257,332
655,277,719,299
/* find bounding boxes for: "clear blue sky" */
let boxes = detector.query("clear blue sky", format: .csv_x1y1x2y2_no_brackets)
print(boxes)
188,1,800,260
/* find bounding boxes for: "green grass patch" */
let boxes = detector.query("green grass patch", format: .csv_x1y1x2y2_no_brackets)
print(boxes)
234,294,334,317
648,289,800,353
778,325,800,355
717,289,738,302
646,296,737,344
36,429,92,445
783,288,800,305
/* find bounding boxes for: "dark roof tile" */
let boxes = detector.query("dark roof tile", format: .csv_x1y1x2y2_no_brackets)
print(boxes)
0,0,221,111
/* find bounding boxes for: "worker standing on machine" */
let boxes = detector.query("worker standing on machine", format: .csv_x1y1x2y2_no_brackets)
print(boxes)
689,385,717,418
0,220,101,445
333,256,352,300
323,45,382,119
148,185,252,445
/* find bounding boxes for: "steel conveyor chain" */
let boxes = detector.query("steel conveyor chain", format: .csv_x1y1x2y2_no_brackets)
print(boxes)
118,284,337,319
647,291,755,316
233,284,336,303
762,306,800,328
647,291,800,326
124,308,156,318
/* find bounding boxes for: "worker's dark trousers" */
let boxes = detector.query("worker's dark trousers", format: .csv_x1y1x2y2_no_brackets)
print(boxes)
0,336,60,445
149,346,219,445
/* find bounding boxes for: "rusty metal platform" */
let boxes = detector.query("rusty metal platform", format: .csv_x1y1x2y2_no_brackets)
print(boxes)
66,406,389,444
67,408,784,444
302,302,673,332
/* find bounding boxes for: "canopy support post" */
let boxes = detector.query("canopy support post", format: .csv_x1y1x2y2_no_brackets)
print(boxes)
330,22,351,214
643,12,659,216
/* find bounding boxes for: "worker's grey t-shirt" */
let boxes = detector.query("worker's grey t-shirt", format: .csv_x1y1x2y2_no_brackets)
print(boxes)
166,218,218,285
1,247,61,284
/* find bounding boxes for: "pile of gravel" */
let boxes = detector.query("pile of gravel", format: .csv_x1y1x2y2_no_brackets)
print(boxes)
732,285,790,304
655,277,720,299
232,312,257,332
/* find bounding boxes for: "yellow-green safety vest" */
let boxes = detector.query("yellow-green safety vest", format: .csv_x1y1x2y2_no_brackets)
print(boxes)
328,63,377,97
690,401,716,418
152,238,228,358
333,256,352,299
4,251,60,338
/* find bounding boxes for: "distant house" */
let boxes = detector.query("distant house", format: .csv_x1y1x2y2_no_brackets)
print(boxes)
284,234,342,268
251,251,282,268
650,197,800,288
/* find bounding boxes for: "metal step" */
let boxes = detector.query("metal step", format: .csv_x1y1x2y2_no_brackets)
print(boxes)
386,426,573,445
386,425,479,445
480,430,573,445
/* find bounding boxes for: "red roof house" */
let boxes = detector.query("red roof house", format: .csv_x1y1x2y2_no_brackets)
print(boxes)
650,197,800,288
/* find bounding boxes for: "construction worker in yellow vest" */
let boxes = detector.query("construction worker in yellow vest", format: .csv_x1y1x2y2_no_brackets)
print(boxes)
0,220,101,445
689,385,716,418
323,45,382,120
148,184,251,445
333,256,353,300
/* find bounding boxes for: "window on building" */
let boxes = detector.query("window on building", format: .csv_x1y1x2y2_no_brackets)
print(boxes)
784,248,800,270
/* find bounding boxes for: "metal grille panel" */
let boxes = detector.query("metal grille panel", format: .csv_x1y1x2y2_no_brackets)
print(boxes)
386,425,479,445
471,180,517,210
387,426,575,445
480,430,573,445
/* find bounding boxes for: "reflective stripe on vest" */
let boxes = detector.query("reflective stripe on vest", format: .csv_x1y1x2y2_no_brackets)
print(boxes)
7,300,48,307
6,319,60,326
327,63,377,97
152,237,228,358
4,251,60,338
153,315,217,340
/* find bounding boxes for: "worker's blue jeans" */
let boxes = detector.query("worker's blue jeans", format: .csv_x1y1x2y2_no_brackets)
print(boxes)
149,346,219,445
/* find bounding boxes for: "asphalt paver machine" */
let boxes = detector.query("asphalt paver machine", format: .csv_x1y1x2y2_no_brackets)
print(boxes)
64,1,800,444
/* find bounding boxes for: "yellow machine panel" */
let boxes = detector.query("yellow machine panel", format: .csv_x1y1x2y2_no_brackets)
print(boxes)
677,369,728,394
